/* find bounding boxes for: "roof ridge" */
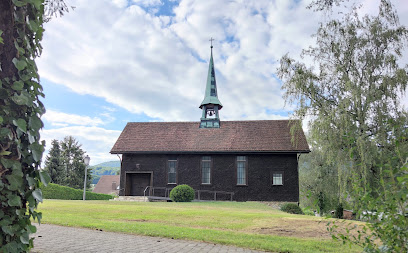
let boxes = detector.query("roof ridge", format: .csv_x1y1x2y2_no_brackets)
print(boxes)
127,119,296,124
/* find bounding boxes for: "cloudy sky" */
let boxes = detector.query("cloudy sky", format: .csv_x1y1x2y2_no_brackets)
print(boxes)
37,0,408,165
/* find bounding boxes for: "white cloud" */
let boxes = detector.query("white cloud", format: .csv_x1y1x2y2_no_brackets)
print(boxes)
37,0,408,163
41,126,122,166
37,0,326,123
43,109,104,126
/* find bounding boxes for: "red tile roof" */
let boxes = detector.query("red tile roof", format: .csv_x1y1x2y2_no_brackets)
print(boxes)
93,175,120,195
111,120,309,153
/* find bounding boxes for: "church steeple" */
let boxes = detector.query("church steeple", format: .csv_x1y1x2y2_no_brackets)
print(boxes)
199,38,223,128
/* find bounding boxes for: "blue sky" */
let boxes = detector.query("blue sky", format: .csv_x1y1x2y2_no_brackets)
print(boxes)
37,0,408,165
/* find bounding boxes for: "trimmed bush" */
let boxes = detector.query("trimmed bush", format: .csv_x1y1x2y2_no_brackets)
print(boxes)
280,203,304,214
170,184,195,202
41,183,114,200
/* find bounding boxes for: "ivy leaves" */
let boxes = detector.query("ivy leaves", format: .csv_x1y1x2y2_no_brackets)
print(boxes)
0,0,50,252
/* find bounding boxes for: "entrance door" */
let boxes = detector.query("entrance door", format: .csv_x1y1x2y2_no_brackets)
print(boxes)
129,173,151,196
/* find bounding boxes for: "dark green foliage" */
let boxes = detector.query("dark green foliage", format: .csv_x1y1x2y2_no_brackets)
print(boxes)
60,136,91,189
335,203,343,219
44,139,65,185
280,203,304,215
317,192,325,215
169,185,195,202
41,183,113,200
0,0,50,251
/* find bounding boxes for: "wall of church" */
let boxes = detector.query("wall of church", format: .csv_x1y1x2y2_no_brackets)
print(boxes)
120,153,299,202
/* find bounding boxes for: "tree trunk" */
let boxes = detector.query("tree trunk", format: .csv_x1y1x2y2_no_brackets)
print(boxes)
0,0,18,80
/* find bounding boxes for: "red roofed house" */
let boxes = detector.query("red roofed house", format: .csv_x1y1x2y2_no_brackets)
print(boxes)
93,175,120,195
111,45,309,202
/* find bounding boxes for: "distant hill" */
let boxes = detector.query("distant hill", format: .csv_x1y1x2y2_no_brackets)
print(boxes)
90,161,120,184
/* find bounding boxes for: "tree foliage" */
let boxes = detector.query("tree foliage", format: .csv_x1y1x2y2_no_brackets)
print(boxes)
0,0,49,251
329,150,408,252
60,136,91,189
44,139,65,185
0,0,68,251
279,0,408,251
278,0,408,196
299,147,339,213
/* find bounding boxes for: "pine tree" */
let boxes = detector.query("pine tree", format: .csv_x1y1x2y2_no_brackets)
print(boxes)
44,139,65,184
60,136,91,189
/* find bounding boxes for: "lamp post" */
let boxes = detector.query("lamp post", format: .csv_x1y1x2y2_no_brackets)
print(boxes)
83,155,90,201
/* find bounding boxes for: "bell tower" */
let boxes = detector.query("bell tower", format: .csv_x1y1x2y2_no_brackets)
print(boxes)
199,38,223,128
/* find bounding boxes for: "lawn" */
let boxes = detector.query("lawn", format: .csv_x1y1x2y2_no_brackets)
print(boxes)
35,200,362,252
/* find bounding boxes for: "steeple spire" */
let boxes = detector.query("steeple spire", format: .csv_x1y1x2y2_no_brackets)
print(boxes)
199,39,223,128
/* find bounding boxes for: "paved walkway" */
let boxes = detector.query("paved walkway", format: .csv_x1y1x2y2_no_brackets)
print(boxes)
31,224,265,253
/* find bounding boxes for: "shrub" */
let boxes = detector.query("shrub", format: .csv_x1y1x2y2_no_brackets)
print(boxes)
41,183,113,200
169,184,195,202
280,203,304,214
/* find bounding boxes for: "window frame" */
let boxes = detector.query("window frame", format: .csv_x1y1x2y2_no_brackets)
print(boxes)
167,157,178,185
272,171,284,186
236,156,248,186
200,156,212,185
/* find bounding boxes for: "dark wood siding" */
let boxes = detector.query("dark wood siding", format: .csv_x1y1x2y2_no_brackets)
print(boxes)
120,153,299,202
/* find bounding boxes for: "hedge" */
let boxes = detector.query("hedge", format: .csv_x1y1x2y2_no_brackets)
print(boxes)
40,183,114,200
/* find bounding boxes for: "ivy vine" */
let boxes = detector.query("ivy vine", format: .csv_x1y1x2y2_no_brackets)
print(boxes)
0,0,51,252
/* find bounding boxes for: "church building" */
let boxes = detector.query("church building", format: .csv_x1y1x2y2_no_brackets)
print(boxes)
110,44,309,202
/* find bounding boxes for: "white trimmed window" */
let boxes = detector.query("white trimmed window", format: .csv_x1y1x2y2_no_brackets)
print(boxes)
201,156,211,184
237,156,247,185
272,172,283,185
168,159,177,184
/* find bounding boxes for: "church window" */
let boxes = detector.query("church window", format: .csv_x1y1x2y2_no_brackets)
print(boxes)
237,156,247,185
272,172,283,185
168,158,177,184
201,156,211,184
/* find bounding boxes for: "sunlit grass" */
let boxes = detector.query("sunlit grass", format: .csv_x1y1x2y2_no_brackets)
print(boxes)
36,200,362,253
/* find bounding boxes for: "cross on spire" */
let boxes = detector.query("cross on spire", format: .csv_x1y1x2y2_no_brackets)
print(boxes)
209,37,214,48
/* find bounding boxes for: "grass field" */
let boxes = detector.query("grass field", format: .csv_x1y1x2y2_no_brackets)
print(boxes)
35,200,362,252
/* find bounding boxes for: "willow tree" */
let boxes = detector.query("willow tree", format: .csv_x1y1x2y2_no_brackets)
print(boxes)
278,0,408,202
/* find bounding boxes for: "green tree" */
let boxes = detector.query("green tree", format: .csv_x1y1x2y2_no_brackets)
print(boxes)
278,0,408,199
44,139,65,185
299,147,339,214
60,136,91,189
279,0,408,251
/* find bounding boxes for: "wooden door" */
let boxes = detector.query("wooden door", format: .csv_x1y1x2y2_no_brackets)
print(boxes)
130,173,151,196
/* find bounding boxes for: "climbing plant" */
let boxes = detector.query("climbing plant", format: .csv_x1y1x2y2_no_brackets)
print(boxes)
0,0,51,252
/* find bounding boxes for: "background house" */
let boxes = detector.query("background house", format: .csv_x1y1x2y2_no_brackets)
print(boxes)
92,175,120,195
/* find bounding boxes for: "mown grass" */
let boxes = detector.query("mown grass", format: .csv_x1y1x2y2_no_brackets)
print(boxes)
35,200,362,252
